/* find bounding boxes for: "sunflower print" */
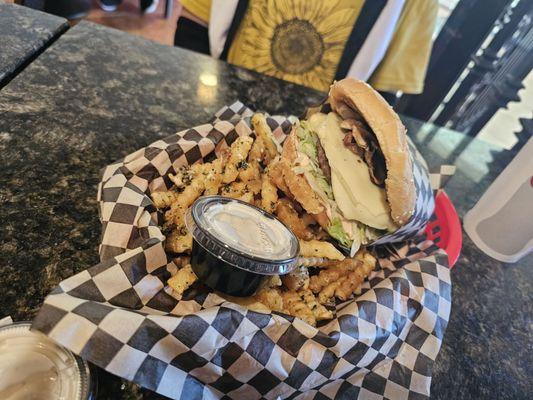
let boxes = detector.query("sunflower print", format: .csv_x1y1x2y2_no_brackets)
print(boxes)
227,0,363,91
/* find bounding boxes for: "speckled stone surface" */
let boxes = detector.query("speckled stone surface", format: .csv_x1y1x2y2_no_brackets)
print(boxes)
0,20,531,400
0,2,68,86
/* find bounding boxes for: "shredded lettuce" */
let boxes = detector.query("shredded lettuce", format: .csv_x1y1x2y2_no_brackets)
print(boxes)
363,226,382,242
314,174,333,199
296,122,318,161
327,218,352,248
295,122,334,200
329,217,385,250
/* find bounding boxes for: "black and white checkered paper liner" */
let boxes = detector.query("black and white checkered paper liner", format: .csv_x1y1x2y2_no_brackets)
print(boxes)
33,102,453,399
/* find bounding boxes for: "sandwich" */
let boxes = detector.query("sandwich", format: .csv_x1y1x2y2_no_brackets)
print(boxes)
278,78,415,254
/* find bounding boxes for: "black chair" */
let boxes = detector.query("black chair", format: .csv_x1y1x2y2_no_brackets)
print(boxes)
24,0,173,20
22,0,90,19
44,0,91,19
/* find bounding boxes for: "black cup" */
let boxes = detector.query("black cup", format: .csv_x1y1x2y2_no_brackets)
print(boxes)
185,196,299,297
190,240,266,296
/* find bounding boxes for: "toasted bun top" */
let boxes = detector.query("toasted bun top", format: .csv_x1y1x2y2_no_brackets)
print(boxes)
329,79,415,225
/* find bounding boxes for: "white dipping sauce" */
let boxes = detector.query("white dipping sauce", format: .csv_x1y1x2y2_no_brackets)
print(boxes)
200,202,294,260
0,324,84,400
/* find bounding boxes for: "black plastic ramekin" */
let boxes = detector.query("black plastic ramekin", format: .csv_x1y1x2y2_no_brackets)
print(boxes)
185,196,299,297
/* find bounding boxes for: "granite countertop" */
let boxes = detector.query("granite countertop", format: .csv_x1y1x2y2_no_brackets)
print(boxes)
0,2,68,87
0,19,531,400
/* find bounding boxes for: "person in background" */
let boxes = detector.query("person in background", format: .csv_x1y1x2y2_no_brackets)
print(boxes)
97,0,159,13
174,0,438,103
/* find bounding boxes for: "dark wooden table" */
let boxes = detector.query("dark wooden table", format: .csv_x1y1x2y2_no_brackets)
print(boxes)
0,2,68,87
0,11,531,400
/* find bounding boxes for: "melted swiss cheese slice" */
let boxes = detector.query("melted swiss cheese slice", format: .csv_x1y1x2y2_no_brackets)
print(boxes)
308,112,395,230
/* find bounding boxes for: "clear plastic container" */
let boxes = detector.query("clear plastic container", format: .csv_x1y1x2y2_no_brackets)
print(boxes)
186,196,299,296
0,322,96,400
463,137,533,263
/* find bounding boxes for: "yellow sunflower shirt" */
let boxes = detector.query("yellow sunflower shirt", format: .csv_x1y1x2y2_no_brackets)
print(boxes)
180,0,437,93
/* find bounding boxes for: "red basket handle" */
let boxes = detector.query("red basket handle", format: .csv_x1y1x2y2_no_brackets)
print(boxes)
424,191,462,268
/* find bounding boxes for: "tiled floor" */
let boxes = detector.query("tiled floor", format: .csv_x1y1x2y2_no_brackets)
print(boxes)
85,0,181,45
